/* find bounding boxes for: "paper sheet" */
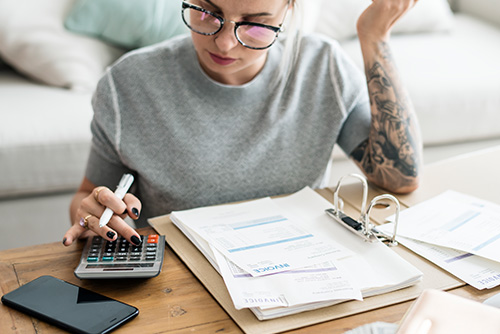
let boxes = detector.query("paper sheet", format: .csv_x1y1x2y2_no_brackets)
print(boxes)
388,190,500,263
171,197,353,277
379,222,500,290
213,247,362,309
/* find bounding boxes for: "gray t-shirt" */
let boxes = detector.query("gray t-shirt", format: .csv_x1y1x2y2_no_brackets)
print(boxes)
86,34,370,226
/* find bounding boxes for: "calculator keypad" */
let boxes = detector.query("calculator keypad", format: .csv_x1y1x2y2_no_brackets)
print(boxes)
74,234,165,279
86,235,159,263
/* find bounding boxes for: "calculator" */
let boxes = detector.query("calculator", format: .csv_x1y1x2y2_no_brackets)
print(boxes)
74,234,165,279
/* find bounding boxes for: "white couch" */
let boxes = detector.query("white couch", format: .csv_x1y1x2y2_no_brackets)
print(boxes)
337,0,500,147
1,0,500,200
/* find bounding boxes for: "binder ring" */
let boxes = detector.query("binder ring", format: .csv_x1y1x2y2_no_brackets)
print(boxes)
365,194,400,246
333,173,368,222
326,174,401,245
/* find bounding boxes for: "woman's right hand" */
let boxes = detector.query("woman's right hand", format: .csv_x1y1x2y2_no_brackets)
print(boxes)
62,178,142,247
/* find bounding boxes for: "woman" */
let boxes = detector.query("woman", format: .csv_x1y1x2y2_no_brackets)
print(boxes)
63,0,422,247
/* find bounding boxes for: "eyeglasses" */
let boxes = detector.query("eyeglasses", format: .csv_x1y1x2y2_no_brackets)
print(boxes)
181,1,286,50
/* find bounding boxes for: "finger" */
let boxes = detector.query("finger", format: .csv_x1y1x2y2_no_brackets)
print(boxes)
79,191,107,219
85,214,119,242
95,187,127,217
62,223,84,246
107,215,142,246
92,186,107,205
62,220,96,246
122,193,142,220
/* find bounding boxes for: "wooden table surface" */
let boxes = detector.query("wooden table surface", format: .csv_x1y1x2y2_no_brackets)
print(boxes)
2,146,500,333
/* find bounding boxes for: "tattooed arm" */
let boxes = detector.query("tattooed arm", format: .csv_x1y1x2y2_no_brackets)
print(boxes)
350,0,423,193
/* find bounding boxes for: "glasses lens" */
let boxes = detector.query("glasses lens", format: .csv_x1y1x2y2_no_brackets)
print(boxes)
236,24,278,49
183,7,221,35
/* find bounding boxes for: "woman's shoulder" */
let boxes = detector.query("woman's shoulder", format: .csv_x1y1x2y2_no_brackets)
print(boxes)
298,33,345,59
295,33,361,78
284,33,350,78
110,34,194,72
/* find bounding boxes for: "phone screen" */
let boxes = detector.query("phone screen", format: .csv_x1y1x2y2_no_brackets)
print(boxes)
1,275,138,334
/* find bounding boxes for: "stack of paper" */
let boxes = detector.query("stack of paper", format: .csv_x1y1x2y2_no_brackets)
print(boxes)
379,190,500,290
171,187,423,320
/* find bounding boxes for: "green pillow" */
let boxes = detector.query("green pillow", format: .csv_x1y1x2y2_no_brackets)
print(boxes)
65,0,189,49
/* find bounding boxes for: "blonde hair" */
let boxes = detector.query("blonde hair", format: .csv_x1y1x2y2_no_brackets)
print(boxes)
274,0,303,87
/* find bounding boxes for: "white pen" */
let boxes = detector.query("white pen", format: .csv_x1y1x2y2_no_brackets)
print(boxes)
99,173,135,228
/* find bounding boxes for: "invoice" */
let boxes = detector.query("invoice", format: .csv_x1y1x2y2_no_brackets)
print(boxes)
171,197,353,277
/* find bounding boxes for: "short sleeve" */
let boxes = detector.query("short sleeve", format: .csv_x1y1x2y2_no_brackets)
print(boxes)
336,92,370,156
328,41,371,156
85,70,132,188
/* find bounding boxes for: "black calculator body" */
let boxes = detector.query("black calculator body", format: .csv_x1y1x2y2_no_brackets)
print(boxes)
74,234,165,279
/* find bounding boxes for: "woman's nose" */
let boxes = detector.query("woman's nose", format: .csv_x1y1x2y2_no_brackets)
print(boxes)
214,21,239,52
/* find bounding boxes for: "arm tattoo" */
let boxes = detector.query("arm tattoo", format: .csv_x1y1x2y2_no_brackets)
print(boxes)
352,42,421,192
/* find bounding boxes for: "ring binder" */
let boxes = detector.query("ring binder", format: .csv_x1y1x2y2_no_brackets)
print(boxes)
325,174,400,246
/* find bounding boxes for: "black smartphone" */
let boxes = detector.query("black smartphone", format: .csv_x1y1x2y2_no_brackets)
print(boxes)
1,275,138,334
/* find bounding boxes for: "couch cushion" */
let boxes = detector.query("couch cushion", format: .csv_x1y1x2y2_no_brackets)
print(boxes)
0,0,124,92
456,0,500,28
64,0,189,49
339,14,500,146
314,0,454,42
0,70,92,197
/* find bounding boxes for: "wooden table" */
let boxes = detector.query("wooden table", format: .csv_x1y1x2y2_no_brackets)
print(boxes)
2,146,500,333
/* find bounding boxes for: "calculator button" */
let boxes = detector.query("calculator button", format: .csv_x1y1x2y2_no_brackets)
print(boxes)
102,256,114,261
145,256,156,261
129,257,141,261
87,257,98,262
115,257,127,261
147,235,159,243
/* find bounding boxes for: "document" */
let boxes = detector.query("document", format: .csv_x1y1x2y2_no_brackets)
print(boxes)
379,222,500,289
387,190,500,263
169,187,423,320
171,197,352,277
213,247,362,310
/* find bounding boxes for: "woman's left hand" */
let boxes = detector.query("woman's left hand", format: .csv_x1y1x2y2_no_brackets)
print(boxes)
357,0,418,41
